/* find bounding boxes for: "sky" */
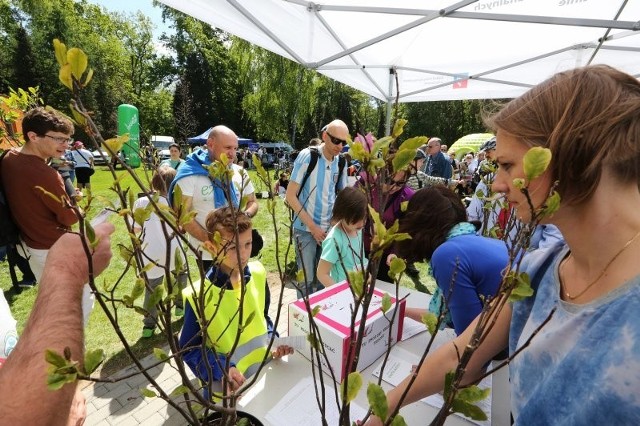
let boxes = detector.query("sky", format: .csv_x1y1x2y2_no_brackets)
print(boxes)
85,0,173,40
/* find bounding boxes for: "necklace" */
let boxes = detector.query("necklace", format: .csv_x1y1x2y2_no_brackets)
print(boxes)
562,229,640,300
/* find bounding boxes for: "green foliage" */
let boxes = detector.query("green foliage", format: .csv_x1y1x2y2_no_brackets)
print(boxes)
83,349,105,375
153,347,169,362
340,372,363,403
421,312,438,335
366,382,388,420
523,147,552,183
380,293,392,314
508,271,534,302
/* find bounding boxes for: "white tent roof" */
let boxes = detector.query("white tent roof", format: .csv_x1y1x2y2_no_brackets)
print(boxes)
157,0,640,102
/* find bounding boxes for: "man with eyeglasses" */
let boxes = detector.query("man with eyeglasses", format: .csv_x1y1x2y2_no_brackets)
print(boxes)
423,137,453,180
286,119,349,298
1,107,79,284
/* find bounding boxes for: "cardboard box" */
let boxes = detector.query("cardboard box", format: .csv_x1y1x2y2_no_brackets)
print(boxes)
288,281,406,382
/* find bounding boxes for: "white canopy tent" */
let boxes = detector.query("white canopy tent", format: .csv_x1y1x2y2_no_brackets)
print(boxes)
157,0,640,129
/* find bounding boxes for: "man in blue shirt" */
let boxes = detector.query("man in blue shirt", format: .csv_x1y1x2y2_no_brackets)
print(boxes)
424,137,452,179
285,120,349,298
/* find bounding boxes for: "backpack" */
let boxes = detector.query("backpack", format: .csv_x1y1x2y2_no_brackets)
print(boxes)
0,151,21,246
290,147,346,220
296,147,346,198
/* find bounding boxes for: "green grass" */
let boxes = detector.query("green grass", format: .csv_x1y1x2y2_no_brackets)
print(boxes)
0,166,433,377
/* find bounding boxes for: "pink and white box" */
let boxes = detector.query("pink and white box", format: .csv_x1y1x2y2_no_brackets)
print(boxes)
288,281,406,382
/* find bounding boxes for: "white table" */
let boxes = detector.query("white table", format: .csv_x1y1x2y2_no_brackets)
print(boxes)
237,281,510,425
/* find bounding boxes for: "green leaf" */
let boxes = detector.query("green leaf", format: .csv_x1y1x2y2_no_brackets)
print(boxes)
153,347,169,362
82,68,94,87
83,219,97,249
523,147,551,182
421,312,438,335
380,293,392,314
392,149,414,173
242,311,257,331
148,284,165,308
443,370,455,400
509,272,534,302
541,191,561,216
69,104,86,126
130,278,145,302
296,269,305,284
83,349,105,375
391,119,407,139
398,136,428,151
348,270,364,299
35,186,62,204
341,372,363,403
140,388,157,398
457,385,490,404
59,64,73,90
390,415,407,426
400,200,409,213
451,399,488,421
133,207,151,226
367,382,388,420
388,257,406,280
311,305,322,317
513,178,525,190
306,333,320,351
45,349,67,368
172,183,183,212
67,48,88,80
170,385,190,397
47,373,74,390
52,39,67,67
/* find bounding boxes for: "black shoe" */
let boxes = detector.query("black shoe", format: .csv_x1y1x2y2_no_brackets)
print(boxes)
17,279,37,288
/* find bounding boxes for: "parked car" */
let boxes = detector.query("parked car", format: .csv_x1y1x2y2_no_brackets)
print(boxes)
150,135,175,161
91,149,111,165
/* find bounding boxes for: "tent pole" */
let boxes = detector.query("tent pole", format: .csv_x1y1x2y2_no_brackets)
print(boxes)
385,68,393,136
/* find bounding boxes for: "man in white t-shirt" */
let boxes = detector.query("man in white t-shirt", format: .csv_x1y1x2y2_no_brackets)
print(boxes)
168,125,258,272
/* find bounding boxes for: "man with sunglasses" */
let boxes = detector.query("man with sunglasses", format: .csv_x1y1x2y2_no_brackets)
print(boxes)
286,119,349,298
1,107,79,283
424,137,453,180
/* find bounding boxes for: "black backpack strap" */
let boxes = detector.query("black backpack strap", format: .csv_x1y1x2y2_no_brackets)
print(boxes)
296,147,319,198
336,154,346,193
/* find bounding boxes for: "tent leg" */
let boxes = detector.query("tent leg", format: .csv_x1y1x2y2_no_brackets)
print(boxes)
385,67,394,136
385,100,392,136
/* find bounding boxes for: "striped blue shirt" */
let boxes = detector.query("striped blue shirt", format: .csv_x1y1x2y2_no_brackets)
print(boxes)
290,145,347,232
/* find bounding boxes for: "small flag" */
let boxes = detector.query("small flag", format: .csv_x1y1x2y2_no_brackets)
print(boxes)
453,73,469,89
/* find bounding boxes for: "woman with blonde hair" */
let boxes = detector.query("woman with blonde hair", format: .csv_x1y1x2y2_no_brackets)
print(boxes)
366,65,640,424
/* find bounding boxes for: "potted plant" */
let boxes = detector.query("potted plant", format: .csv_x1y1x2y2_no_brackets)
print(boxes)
43,39,555,426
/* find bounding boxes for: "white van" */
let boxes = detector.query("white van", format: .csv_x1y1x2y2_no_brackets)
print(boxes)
150,135,175,160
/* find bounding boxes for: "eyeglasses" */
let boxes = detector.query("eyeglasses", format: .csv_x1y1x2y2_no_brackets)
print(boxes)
43,134,73,144
325,131,346,146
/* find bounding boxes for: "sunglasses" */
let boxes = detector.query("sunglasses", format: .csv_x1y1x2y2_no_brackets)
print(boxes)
325,131,346,146
388,178,408,187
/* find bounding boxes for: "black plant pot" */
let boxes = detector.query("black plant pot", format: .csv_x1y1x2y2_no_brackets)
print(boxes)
206,410,264,426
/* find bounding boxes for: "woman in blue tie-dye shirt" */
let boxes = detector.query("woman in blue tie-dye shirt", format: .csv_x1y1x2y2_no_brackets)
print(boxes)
366,65,640,425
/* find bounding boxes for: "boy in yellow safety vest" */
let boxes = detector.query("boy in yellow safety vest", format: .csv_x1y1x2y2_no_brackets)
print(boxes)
179,207,293,394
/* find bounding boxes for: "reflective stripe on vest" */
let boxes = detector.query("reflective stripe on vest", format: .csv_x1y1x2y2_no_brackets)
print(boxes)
183,261,269,378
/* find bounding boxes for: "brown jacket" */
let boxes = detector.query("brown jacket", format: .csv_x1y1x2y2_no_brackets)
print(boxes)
2,150,77,249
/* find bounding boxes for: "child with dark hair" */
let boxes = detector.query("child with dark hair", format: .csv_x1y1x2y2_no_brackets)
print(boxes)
317,187,368,287
179,207,293,394
133,165,187,338
391,186,509,335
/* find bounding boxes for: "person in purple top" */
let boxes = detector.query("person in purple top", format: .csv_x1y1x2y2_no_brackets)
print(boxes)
360,160,415,283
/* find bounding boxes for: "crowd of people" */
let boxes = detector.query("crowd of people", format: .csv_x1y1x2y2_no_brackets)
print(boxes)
0,65,639,424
